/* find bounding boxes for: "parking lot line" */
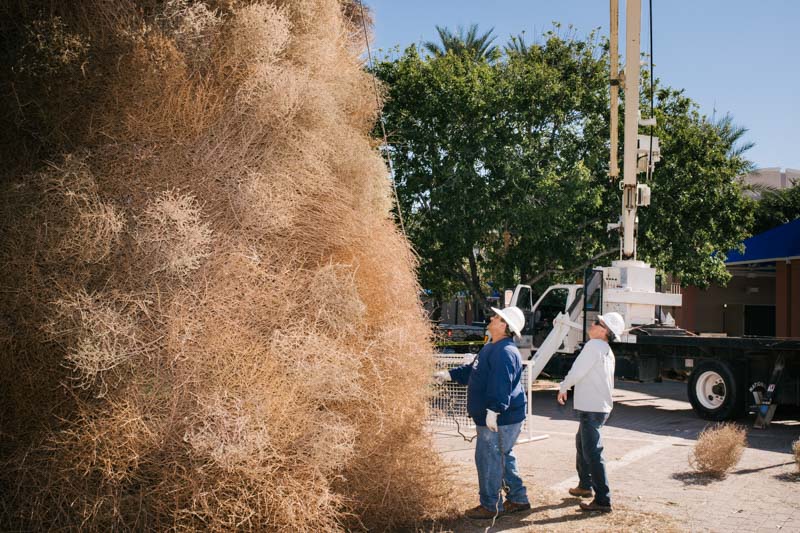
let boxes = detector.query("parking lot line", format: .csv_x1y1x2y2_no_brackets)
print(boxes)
550,440,674,492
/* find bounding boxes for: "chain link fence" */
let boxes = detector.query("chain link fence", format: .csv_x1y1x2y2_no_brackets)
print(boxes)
430,354,542,443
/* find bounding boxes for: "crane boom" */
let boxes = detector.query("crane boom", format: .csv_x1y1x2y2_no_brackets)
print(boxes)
609,0,620,179
621,0,641,259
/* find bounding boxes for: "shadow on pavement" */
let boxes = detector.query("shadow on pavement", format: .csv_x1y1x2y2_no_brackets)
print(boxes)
531,497,581,512
530,381,800,454
773,472,800,482
732,461,795,475
531,510,596,527
671,471,716,486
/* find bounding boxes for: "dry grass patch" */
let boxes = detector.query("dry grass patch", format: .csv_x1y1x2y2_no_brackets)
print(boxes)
689,423,747,478
431,475,683,533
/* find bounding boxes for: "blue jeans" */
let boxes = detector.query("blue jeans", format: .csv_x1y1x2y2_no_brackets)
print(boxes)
475,422,529,511
575,410,611,506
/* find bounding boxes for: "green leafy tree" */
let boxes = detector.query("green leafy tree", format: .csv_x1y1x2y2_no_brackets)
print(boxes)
751,184,800,235
374,47,500,314
374,28,756,305
638,86,755,288
375,31,612,311
489,31,612,291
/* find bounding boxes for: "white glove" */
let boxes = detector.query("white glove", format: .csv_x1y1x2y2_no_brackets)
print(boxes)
485,409,498,432
433,370,451,383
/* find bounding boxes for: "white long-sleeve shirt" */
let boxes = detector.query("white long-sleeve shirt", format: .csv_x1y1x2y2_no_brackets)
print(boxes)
559,339,615,413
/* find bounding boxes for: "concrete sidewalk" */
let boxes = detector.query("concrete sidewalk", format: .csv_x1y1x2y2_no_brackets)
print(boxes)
432,380,800,532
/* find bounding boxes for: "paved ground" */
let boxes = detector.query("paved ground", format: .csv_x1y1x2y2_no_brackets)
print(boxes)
432,380,800,532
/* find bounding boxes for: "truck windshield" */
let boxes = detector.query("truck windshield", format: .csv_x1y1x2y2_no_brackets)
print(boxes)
516,286,534,335
533,288,569,347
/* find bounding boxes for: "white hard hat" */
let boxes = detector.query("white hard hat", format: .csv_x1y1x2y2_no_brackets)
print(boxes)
597,312,625,340
491,306,525,336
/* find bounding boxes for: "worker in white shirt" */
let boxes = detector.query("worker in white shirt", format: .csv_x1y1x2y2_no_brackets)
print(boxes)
557,312,625,514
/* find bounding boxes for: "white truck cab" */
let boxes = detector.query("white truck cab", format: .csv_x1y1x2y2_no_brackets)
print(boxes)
508,263,682,359
508,283,585,358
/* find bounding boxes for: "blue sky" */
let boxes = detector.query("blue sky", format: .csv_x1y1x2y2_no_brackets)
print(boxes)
366,0,800,171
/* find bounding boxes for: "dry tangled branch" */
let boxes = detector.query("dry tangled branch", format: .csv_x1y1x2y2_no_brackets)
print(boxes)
136,190,213,278
38,156,126,264
157,0,223,66
44,290,148,394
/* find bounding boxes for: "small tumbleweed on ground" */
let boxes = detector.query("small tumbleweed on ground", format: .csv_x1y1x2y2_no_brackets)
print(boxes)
689,422,746,478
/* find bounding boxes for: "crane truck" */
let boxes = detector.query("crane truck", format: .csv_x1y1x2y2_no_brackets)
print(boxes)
508,0,800,427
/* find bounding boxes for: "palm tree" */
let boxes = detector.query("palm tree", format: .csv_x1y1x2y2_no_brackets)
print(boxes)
423,24,499,62
505,32,530,56
713,113,755,161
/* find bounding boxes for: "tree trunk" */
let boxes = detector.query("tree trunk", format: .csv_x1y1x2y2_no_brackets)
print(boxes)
464,254,490,317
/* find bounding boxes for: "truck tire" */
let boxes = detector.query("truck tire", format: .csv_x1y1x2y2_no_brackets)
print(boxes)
688,360,745,421
465,335,484,354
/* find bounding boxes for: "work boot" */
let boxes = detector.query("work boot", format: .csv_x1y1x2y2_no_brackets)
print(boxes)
579,500,613,513
464,504,499,519
568,486,593,498
503,500,531,514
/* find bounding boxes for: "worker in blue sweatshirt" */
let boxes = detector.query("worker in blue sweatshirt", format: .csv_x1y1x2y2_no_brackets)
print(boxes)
434,306,531,519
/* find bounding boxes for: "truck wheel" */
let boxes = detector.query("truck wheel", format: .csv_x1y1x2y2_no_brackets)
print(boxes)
688,360,745,421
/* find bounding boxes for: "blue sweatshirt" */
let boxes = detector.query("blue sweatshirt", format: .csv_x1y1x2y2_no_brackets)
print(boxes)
448,337,527,426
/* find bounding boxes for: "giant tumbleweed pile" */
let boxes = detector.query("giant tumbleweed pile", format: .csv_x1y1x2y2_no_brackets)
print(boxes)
0,1,454,530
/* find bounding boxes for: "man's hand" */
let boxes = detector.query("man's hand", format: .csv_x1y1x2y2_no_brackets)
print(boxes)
433,370,451,383
485,409,498,432
557,391,568,405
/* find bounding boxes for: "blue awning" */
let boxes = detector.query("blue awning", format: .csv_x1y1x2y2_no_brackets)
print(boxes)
725,218,800,265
